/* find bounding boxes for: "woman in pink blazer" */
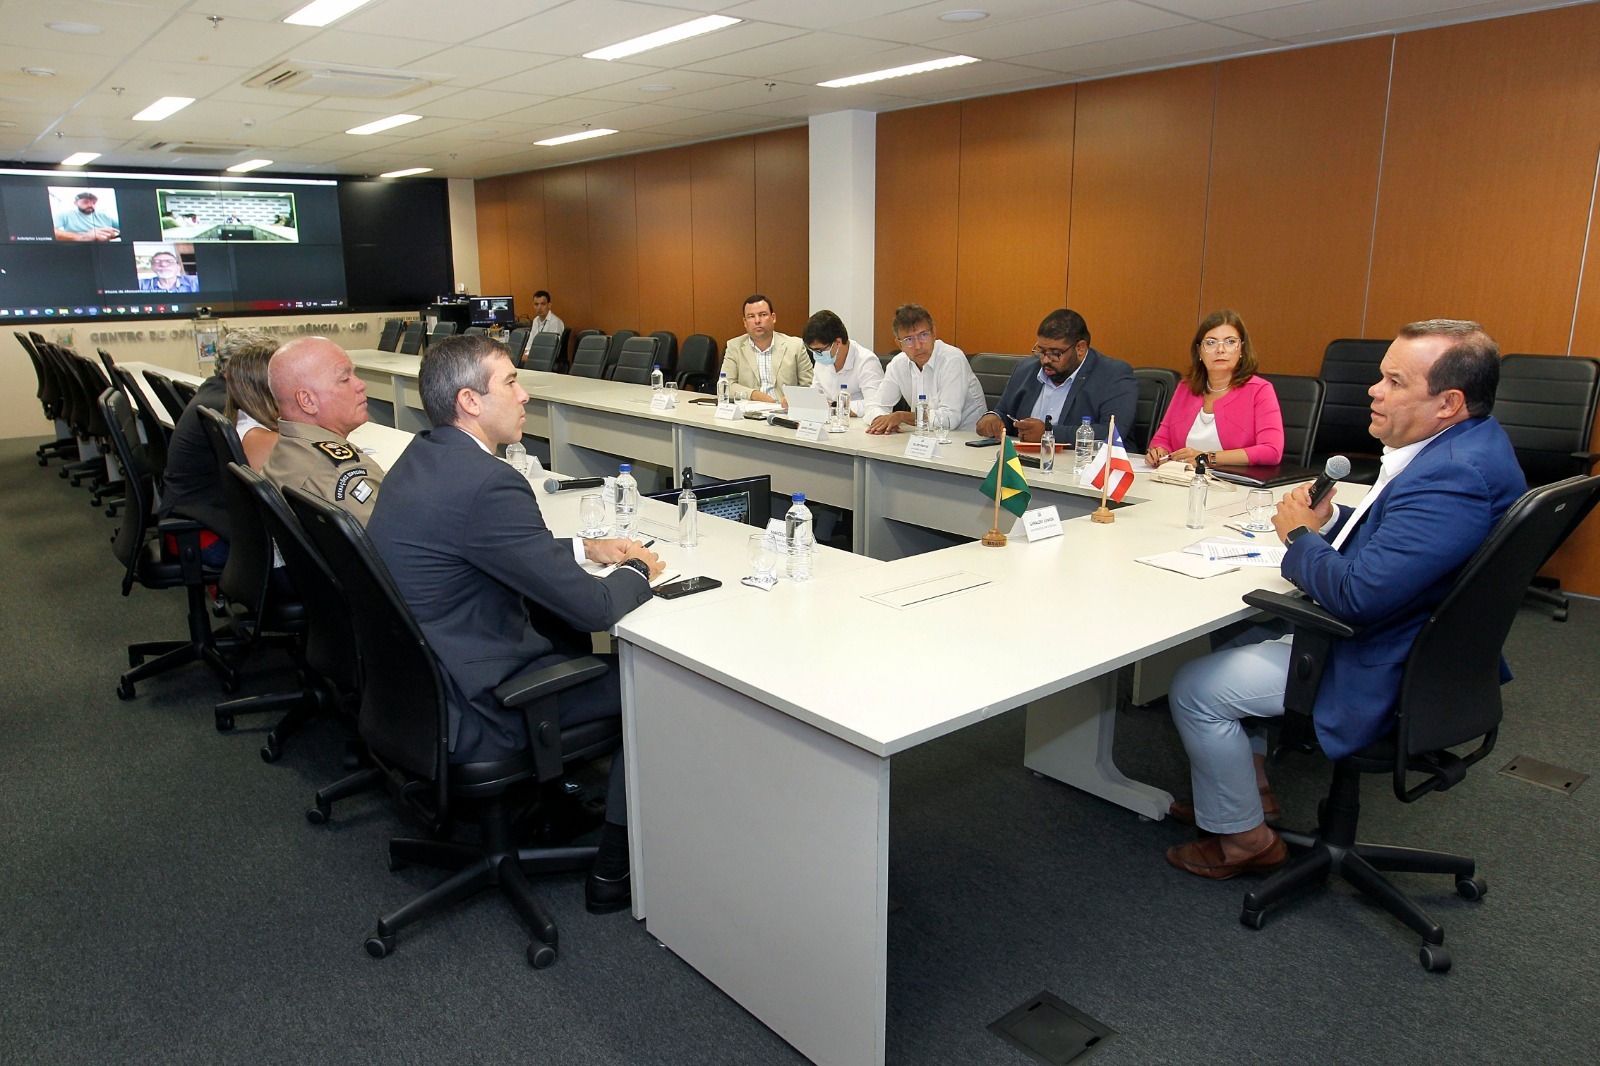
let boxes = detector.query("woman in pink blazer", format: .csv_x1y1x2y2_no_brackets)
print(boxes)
1145,309,1284,467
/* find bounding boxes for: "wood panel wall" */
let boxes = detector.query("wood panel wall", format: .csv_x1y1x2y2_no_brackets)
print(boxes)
478,5,1600,593
476,127,807,348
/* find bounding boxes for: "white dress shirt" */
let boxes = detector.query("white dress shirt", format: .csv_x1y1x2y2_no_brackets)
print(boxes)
811,339,885,416
1329,435,1433,550
531,312,565,336
866,340,987,431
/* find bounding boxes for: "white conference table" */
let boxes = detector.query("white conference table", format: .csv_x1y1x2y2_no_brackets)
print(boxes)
127,355,1309,1066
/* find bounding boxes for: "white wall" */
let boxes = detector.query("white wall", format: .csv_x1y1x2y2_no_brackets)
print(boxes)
448,178,480,296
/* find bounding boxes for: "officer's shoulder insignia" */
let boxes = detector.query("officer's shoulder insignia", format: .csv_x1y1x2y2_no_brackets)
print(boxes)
314,440,356,464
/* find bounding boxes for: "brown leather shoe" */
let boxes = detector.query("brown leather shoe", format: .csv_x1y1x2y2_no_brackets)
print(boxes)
1168,786,1281,829
1165,831,1288,880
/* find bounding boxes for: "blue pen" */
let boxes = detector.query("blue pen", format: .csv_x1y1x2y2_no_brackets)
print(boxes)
1235,528,1255,538
1243,551,1261,558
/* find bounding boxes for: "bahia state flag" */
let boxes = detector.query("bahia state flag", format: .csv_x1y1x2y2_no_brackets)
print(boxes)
1086,423,1136,502
980,435,1033,517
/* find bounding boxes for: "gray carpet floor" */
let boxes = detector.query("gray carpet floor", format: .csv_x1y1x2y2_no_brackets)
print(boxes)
3,435,1598,1065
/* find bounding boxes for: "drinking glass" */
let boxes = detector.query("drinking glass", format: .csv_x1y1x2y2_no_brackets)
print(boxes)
930,407,953,443
747,532,778,582
1246,488,1273,529
579,493,607,539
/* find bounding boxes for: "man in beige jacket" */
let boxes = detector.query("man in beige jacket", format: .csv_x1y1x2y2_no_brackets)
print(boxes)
719,293,811,402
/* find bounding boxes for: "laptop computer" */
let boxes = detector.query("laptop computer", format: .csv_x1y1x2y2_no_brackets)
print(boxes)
782,386,831,424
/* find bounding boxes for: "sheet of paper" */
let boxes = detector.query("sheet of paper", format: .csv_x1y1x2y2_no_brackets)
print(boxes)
1200,542,1285,566
1135,551,1239,579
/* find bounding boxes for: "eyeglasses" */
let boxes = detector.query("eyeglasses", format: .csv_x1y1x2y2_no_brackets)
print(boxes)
807,345,832,356
896,330,933,348
1202,337,1242,351
1032,344,1076,360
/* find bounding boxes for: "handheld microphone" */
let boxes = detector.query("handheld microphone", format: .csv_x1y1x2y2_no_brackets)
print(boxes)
768,415,801,430
1307,455,1352,508
542,476,606,493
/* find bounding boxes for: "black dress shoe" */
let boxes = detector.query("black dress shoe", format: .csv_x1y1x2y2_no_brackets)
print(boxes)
585,869,631,914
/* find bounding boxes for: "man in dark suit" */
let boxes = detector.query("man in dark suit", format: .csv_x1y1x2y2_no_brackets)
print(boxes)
367,333,663,912
1165,319,1526,880
976,308,1137,444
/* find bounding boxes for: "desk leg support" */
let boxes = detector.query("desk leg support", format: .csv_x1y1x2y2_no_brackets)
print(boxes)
624,645,890,1066
1023,673,1173,820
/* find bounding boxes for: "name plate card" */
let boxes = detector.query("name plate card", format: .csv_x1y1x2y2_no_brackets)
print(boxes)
795,421,825,441
1019,505,1064,542
649,391,677,411
714,402,741,421
903,435,940,460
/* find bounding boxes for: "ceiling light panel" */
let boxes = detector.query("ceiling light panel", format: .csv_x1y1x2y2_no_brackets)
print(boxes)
345,113,422,134
379,166,432,177
819,55,980,88
131,96,195,121
284,0,378,28
226,159,274,173
535,128,619,147
61,152,101,165
584,15,741,61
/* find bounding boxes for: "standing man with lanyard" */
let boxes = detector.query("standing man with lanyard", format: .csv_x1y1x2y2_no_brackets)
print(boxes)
976,308,1136,444
720,294,811,403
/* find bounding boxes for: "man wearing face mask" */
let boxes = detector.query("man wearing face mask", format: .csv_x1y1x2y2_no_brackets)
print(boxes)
797,310,884,416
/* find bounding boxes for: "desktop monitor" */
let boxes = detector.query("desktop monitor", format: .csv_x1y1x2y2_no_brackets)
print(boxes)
646,474,772,528
470,295,515,327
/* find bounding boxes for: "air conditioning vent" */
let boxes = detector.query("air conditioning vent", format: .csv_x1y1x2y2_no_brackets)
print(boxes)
145,141,252,156
244,60,440,98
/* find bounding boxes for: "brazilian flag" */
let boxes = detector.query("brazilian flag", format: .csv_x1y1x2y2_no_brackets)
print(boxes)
979,436,1032,517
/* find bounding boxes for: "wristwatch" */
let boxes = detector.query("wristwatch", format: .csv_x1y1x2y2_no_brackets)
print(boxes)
618,558,651,580
1284,525,1312,546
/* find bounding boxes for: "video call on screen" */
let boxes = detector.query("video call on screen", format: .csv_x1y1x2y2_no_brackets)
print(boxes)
0,168,349,322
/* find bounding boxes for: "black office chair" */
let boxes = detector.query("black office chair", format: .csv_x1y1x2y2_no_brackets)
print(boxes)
173,379,199,407
608,335,660,384
101,388,236,699
1495,353,1600,620
16,332,75,465
602,330,637,379
555,327,572,373
377,318,404,352
649,330,678,380
1237,473,1600,971
464,326,489,337
569,333,610,379
1260,373,1326,467
523,333,561,373
425,321,458,351
1132,366,1179,454
397,321,426,355
112,365,171,490
143,369,193,424
1311,338,1389,484
675,333,720,392
67,351,124,509
286,486,623,968
507,327,529,360
969,353,1026,413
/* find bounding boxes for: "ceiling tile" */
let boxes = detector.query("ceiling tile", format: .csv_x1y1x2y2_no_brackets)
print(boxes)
480,57,662,96
396,45,562,89
2,0,178,58
833,0,1106,46
934,2,1194,61
333,0,564,43
1017,20,1272,74
683,31,897,78
475,0,733,56
572,68,747,103
131,13,315,67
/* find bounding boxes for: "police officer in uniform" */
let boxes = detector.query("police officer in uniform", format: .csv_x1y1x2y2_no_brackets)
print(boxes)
264,336,383,524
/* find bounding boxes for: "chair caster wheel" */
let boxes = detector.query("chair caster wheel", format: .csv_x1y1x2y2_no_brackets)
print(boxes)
1456,875,1487,901
215,713,234,732
220,674,240,694
1554,607,1569,622
1419,943,1451,972
365,934,395,959
260,739,282,763
1239,908,1266,931
528,940,557,968
305,804,329,826
117,679,136,701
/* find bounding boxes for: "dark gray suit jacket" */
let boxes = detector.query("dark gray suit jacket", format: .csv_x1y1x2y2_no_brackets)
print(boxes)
367,425,653,763
992,347,1138,443
157,373,230,534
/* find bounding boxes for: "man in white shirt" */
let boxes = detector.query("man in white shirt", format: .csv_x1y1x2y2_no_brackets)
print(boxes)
866,303,986,434
799,310,883,417
720,294,810,403
530,290,564,337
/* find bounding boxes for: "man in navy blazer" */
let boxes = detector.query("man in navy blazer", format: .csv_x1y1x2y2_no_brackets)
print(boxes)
1164,320,1525,880
976,308,1137,444
368,333,663,912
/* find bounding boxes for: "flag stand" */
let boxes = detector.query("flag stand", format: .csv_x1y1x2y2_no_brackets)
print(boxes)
983,465,1007,545
1090,416,1117,524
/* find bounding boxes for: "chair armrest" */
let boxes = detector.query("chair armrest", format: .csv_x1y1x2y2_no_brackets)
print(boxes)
1571,450,1600,472
495,656,609,784
157,516,209,583
1242,589,1360,640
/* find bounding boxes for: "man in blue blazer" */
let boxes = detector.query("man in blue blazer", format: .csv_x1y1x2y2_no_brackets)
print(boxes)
1164,320,1525,880
368,334,663,912
976,308,1137,444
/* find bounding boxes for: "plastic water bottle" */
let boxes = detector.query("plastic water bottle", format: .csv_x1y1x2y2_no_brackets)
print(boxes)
830,384,850,433
677,467,698,548
650,364,664,393
615,463,639,539
1074,416,1095,474
1186,454,1209,530
504,440,527,474
915,393,930,435
716,371,731,406
1039,416,1055,474
784,493,814,582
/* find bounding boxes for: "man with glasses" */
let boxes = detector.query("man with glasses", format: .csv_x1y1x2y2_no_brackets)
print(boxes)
138,250,199,293
976,308,1136,444
866,303,986,434
720,294,811,403
799,309,883,416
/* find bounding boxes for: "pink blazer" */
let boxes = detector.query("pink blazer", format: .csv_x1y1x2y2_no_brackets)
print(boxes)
1148,375,1284,464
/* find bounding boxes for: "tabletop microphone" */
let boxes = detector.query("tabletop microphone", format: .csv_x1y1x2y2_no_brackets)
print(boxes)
543,476,606,493
1308,455,1352,508
768,415,801,430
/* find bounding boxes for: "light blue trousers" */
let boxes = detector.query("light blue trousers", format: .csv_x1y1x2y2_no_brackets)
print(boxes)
1169,624,1293,834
